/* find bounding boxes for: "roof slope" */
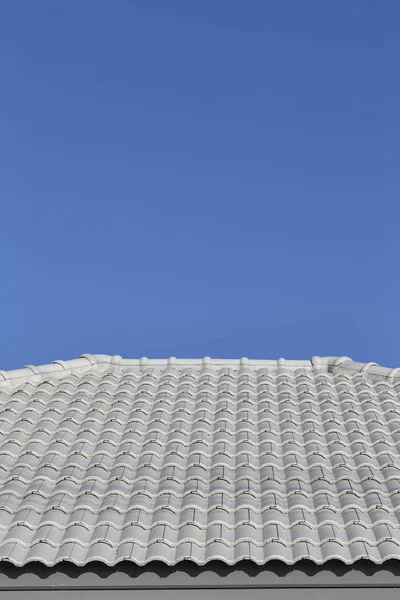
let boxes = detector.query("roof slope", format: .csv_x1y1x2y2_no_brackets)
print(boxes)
0,354,400,567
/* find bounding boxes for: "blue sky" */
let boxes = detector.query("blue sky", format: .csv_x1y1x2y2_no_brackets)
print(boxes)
0,1,398,370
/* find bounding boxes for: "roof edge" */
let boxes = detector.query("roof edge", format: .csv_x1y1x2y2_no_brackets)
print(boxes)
0,354,399,385
327,357,400,380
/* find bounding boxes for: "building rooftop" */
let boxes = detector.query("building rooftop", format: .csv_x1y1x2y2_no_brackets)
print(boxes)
0,354,400,566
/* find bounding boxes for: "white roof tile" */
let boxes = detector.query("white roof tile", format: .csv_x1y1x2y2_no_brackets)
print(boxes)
0,354,400,566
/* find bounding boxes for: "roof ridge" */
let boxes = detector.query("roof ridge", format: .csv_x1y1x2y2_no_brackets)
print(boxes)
328,357,400,380
0,354,399,385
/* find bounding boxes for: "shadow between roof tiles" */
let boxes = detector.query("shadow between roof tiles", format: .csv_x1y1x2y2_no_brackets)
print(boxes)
2,559,400,580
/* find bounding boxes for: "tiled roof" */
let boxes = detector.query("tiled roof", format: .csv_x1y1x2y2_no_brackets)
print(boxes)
1,354,400,567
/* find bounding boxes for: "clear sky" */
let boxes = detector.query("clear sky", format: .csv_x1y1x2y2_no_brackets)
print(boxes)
0,1,398,371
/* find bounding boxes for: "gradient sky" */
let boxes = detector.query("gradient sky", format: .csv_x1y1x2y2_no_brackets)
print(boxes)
1,1,398,370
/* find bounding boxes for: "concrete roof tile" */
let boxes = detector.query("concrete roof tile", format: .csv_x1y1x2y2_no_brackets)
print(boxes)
1,354,400,565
